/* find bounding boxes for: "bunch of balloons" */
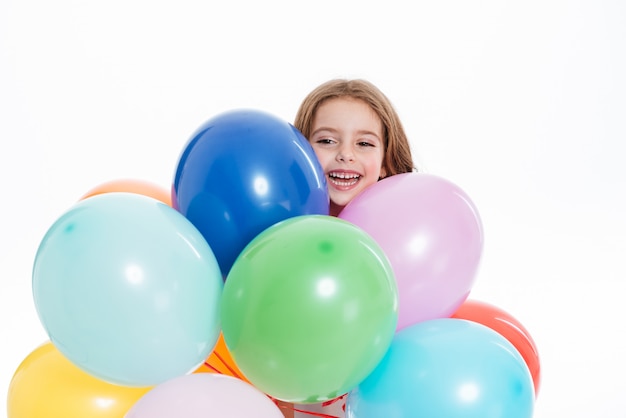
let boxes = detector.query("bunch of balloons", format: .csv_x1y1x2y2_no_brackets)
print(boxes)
7,109,540,418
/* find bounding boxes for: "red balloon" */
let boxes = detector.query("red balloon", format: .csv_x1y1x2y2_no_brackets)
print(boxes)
452,299,541,396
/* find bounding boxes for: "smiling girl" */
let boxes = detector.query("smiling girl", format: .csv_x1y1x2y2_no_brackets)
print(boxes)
294,78,415,217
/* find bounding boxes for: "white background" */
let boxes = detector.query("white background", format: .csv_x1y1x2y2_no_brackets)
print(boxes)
1,1,625,416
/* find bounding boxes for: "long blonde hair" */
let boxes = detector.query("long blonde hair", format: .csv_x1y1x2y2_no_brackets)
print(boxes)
294,79,415,176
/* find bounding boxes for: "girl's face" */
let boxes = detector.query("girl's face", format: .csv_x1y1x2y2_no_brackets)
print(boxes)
309,97,386,216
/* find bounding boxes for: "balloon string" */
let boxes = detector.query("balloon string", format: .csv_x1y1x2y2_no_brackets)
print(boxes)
202,361,221,374
321,394,346,408
269,396,344,418
213,351,245,380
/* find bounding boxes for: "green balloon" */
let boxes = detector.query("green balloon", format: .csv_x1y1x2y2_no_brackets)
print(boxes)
221,215,398,403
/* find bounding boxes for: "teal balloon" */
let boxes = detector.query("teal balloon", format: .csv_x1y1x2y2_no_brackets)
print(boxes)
32,193,223,386
221,215,398,403
346,318,535,418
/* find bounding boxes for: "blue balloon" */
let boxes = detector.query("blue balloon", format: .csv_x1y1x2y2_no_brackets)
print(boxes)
346,318,534,418
32,193,223,387
172,109,329,277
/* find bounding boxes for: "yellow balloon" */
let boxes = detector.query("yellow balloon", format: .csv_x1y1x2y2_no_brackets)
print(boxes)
8,341,152,418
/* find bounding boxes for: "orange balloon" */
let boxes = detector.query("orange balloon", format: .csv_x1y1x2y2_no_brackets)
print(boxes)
194,333,251,384
80,178,172,206
7,341,152,418
451,299,541,396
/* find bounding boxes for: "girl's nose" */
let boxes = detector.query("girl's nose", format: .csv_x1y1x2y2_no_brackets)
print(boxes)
337,145,355,162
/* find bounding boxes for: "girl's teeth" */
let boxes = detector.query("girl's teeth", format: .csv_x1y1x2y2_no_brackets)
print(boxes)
330,173,359,179
330,177,358,186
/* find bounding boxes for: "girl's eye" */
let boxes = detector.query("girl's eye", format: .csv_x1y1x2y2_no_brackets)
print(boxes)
358,141,376,147
316,138,334,144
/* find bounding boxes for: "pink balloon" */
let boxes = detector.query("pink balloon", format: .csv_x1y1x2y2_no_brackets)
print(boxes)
339,173,483,329
125,374,283,418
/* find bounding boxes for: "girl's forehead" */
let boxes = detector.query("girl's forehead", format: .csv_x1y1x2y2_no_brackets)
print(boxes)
314,97,380,124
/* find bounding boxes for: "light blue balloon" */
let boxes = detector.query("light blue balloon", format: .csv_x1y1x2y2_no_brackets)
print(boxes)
346,318,534,418
32,193,223,386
